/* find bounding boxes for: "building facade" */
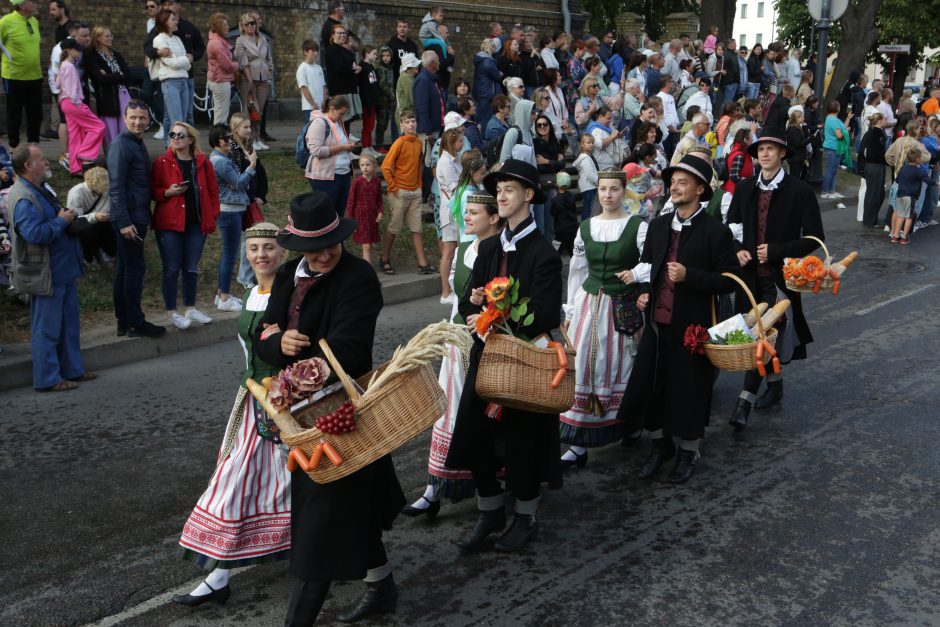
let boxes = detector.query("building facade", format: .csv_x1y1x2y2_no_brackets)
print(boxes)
731,0,779,50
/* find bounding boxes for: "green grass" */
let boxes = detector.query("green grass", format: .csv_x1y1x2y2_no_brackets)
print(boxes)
0,152,441,343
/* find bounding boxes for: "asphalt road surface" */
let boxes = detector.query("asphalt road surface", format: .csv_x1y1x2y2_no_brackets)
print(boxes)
2,205,939,627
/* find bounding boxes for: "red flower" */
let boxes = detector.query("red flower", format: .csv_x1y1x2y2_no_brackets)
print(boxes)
284,357,331,395
475,306,504,336
267,374,294,412
683,324,710,356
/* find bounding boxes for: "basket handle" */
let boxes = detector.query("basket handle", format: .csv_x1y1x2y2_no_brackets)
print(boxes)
802,235,830,265
318,338,361,403
713,272,768,341
558,325,574,350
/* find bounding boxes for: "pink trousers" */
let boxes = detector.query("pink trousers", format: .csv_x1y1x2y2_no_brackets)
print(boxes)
61,99,105,175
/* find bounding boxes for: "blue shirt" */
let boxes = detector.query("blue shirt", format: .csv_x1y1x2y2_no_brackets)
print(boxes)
823,115,848,151
13,180,82,285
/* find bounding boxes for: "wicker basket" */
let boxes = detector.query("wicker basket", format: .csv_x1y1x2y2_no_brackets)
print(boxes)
704,272,777,372
475,329,576,413
784,236,834,293
246,338,445,484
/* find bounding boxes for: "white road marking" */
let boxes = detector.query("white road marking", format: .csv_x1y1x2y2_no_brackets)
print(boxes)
854,284,937,316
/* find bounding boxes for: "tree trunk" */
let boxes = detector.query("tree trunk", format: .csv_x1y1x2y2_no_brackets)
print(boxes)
824,0,884,107
698,0,735,43
889,54,916,96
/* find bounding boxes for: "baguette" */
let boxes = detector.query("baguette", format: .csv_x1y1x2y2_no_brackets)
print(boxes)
245,378,303,437
743,303,769,327
751,299,791,334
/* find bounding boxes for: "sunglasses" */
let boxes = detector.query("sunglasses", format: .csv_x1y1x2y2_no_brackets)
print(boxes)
589,84,599,89
147,3,157,8
535,122,550,128
168,131,189,139
244,21,256,26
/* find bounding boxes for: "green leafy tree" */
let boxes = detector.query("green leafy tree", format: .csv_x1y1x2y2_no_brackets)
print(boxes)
581,0,698,41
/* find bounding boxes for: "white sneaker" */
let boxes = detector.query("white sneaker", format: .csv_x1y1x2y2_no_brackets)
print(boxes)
185,308,214,324
153,127,165,140
169,312,193,330
928,219,938,226
831,192,845,199
820,192,832,199
913,220,927,232
253,140,269,151
216,296,243,312
884,225,891,232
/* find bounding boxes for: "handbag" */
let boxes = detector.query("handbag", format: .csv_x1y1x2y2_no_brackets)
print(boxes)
242,199,263,230
148,57,161,81
611,292,643,336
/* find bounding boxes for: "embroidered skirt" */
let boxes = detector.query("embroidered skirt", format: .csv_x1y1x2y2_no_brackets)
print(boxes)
427,342,476,501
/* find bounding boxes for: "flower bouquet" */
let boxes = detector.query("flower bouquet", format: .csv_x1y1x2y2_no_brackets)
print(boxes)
783,236,858,295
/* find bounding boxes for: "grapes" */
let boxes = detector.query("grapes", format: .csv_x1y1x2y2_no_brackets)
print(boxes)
314,401,358,435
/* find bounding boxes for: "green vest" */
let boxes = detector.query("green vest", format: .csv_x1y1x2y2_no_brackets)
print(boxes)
579,215,642,297
451,240,475,325
238,291,279,386
705,188,725,221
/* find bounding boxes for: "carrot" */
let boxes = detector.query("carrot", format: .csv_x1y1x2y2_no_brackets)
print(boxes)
321,441,344,466
287,448,309,473
551,368,566,389
310,442,324,468
772,356,781,374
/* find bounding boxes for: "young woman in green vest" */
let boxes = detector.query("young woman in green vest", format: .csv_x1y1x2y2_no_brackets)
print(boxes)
560,170,649,468
401,192,505,518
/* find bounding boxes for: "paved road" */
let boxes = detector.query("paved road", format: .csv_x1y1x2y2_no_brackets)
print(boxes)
2,206,940,626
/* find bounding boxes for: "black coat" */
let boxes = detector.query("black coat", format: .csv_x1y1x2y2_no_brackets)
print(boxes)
497,54,523,81
326,43,359,96
726,173,824,358
255,252,404,582
619,210,739,436
84,48,131,118
446,225,563,490
765,95,791,129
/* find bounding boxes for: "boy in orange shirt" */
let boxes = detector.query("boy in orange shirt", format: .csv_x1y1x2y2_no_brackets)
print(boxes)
379,109,435,275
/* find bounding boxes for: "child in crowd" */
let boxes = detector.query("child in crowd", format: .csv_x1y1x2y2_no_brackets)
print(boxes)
348,153,384,264
892,149,936,244
703,25,719,55
419,6,444,43
573,133,599,220
374,46,396,151
358,45,381,158
380,109,435,275
296,40,326,123
551,171,578,255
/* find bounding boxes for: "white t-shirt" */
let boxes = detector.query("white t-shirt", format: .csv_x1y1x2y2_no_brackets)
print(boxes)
296,61,325,112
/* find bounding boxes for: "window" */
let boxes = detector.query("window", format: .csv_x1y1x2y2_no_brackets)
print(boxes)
755,33,763,44
739,34,746,47
757,2,764,17
741,4,747,18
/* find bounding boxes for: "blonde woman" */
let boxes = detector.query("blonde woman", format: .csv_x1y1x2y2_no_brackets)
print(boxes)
574,77,604,129
85,26,132,144
234,12,273,150
473,38,502,129
66,166,116,264
228,112,269,289
795,71,814,106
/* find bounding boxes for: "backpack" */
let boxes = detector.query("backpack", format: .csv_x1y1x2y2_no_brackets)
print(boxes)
484,124,523,167
295,118,314,168
714,153,730,182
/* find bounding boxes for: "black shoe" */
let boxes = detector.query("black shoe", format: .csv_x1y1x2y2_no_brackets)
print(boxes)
116,322,127,337
336,574,397,623
128,320,166,338
638,438,676,479
40,129,59,140
400,496,441,519
456,508,506,552
755,380,783,409
729,399,752,431
621,430,643,448
172,582,231,607
494,513,538,552
560,448,588,469
668,448,699,484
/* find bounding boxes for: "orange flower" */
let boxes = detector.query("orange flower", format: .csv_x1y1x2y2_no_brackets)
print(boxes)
475,306,503,336
800,256,824,281
484,277,511,304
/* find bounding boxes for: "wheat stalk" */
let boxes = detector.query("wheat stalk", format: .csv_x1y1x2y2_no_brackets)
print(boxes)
363,321,472,395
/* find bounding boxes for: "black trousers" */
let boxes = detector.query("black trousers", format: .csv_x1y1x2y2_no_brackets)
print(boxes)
5,78,43,147
742,276,779,394
862,162,886,226
469,410,543,502
787,157,806,181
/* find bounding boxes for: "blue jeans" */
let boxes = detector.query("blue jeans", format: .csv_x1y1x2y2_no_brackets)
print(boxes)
722,83,738,107
921,169,939,223
303,109,312,124
745,83,761,100
217,210,244,294
161,77,192,141
822,149,839,193
581,188,596,220
155,224,206,310
310,172,352,216
113,225,148,327
31,280,83,389
237,236,255,288
390,118,399,142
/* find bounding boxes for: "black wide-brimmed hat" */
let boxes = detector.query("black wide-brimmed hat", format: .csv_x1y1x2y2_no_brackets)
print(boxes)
661,154,714,201
748,126,793,159
483,159,546,204
276,191,357,252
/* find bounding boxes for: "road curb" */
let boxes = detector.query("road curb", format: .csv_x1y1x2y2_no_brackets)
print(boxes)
0,274,441,392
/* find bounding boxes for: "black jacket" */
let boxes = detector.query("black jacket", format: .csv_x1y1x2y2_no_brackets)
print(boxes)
618,210,739,438
358,61,380,108
255,252,404,582
497,54,523,81
519,50,543,88
386,35,418,84
326,43,359,96
144,19,204,79
786,124,813,162
84,48,131,118
746,54,764,83
726,172,824,357
859,127,887,166
550,191,578,234
319,16,342,68
721,50,740,85
765,95,791,129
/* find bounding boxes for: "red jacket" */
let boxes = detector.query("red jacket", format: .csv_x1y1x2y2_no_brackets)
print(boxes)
151,148,220,234
722,142,754,195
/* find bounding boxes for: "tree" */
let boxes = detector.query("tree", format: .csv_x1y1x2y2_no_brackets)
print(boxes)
697,0,736,44
580,0,697,41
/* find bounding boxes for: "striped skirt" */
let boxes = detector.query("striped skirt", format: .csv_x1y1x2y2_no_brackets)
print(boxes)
427,342,476,501
179,387,292,570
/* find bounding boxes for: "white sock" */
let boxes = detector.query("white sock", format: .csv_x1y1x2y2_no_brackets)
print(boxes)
364,562,391,583
422,484,440,502
561,446,586,461
679,438,700,453
205,568,230,589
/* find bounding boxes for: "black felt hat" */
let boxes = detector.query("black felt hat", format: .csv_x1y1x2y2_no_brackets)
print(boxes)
276,191,357,252
747,126,793,159
483,159,546,204
661,154,715,201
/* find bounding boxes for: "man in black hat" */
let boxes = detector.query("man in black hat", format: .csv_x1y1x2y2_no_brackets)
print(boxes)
618,155,739,484
445,159,563,552
254,191,405,625
725,127,824,431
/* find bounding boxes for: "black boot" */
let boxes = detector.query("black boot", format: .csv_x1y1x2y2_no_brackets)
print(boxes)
638,437,676,479
755,380,783,409
494,513,538,552
728,399,752,431
456,508,506,552
668,448,699,484
336,574,397,623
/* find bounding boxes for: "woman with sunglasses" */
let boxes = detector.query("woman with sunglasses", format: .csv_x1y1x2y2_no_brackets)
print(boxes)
324,23,362,132
234,12,274,150
151,122,221,329
574,78,604,130
534,112,565,240
151,10,192,144
84,25,132,145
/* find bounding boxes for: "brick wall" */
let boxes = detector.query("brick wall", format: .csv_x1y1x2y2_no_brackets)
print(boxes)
6,0,586,116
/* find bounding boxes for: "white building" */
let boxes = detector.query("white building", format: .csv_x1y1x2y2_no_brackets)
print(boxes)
731,0,780,50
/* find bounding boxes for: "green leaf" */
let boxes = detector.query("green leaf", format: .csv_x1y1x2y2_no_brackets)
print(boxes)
522,313,535,327
518,297,531,306
510,308,522,322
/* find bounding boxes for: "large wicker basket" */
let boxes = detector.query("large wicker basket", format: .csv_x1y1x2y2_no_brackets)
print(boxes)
246,338,445,484
704,272,777,372
475,329,576,413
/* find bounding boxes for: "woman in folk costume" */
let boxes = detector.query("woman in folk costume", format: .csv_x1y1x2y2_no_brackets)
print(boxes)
402,193,505,518
174,223,290,608
559,171,648,468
